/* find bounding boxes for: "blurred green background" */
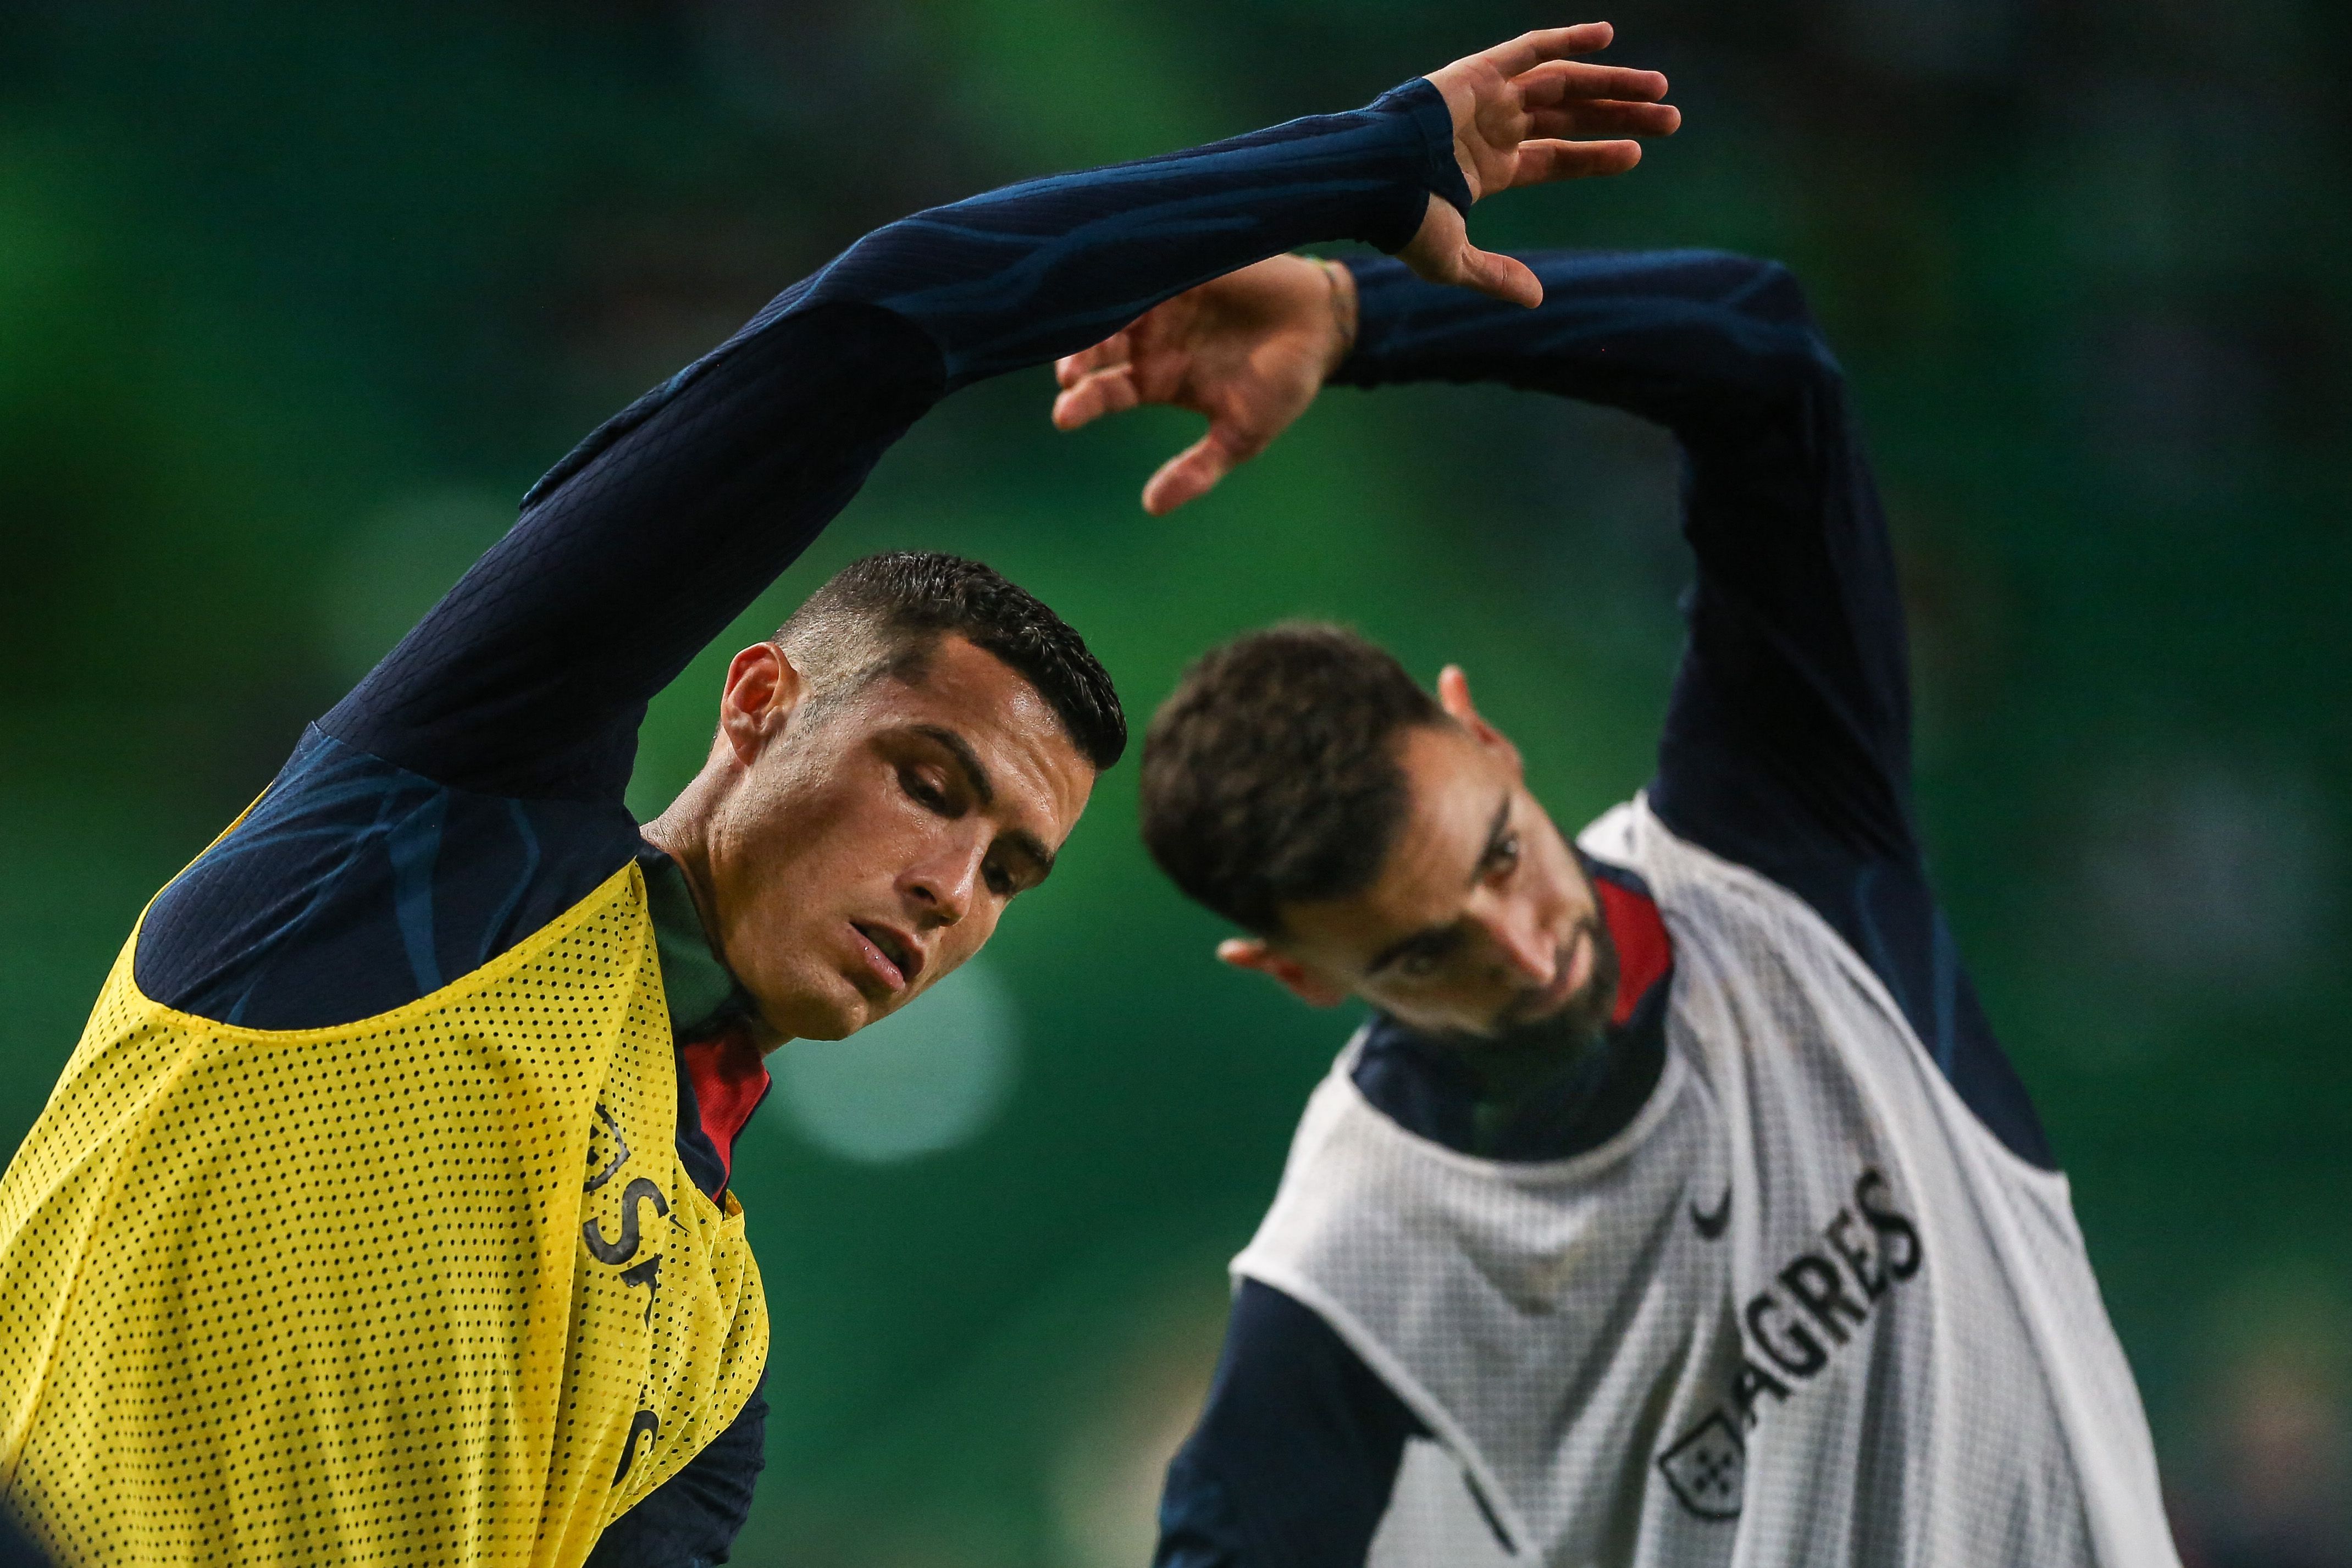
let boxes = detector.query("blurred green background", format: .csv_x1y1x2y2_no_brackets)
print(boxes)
2,2,2347,1563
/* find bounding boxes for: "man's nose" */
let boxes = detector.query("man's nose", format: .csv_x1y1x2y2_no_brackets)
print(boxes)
1474,898,1556,987
902,836,986,926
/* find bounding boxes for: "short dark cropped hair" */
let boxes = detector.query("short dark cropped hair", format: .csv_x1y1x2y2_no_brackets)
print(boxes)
1140,623,1443,934
776,551,1125,771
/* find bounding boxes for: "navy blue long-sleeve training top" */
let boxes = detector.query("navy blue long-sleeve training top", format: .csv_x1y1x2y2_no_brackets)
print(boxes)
126,79,1473,1566
1149,249,2054,1568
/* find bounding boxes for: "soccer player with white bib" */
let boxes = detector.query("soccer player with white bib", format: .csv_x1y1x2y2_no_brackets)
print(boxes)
1052,218,2183,1564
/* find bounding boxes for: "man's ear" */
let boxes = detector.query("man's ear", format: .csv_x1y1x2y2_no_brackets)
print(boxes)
1216,937,1351,1009
718,641,805,766
1436,663,1523,777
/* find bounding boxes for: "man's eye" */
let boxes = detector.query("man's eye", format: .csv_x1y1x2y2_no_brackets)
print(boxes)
900,767,949,811
1399,950,1442,978
983,862,1016,897
1490,832,1521,877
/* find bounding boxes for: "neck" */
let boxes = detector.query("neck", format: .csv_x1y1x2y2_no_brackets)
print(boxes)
640,767,754,1024
649,775,795,1053
1375,1010,1617,1163
1458,1010,1606,1092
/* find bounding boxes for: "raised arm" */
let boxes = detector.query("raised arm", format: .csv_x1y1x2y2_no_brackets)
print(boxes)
1342,252,2053,1165
1054,246,1910,871
1336,249,1915,871
1060,249,2055,1165
325,25,1672,805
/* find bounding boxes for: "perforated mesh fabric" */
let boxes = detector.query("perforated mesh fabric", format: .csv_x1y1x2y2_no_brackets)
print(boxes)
1238,799,2177,1567
0,862,767,1566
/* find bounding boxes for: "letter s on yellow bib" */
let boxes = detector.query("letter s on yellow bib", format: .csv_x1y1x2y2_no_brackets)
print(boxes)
0,861,767,1566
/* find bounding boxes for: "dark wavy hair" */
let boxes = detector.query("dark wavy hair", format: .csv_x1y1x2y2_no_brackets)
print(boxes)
1140,622,1442,933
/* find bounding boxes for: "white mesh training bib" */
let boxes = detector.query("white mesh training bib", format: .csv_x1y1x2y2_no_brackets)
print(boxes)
1233,797,2179,1567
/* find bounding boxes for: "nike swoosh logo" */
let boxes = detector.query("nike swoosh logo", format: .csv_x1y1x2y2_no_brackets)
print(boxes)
1690,1185,1731,1240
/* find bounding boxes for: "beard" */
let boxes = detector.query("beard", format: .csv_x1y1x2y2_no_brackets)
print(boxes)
1451,910,1624,1061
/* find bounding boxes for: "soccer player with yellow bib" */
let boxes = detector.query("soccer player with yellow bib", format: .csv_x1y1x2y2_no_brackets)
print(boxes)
0,24,1678,1567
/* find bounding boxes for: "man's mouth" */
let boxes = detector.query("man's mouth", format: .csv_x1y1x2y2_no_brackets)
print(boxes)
849,922,922,993
1496,926,1598,1029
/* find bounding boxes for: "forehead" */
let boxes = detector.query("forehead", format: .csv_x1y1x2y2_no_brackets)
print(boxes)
1282,722,1506,952
858,635,1095,835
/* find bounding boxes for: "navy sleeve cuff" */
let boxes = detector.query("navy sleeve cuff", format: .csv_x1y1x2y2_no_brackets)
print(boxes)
1328,253,1417,385
1368,77,1470,242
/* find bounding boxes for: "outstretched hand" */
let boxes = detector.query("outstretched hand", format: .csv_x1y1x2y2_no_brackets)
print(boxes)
1410,21,1677,306
1052,256,1350,516
1052,23,1676,513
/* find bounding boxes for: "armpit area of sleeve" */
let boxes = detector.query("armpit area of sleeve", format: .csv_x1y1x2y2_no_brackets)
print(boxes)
329,302,947,800
1152,1280,1419,1568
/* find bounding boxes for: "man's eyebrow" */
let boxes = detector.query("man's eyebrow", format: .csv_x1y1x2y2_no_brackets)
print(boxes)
910,724,994,808
908,723,1058,885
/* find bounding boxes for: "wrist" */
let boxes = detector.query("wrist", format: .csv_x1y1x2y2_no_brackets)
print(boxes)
1310,256,1359,376
1359,78,1476,248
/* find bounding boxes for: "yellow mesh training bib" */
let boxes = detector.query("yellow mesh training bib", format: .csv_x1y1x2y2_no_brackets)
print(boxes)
0,861,769,1566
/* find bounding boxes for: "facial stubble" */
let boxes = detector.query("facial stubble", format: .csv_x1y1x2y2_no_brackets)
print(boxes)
1470,907,1623,1060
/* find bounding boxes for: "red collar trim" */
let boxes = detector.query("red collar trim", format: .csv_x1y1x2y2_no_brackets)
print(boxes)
1593,874,1673,1028
681,1021,771,1191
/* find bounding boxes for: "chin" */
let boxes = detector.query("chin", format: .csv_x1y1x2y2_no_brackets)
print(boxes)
755,968,877,1042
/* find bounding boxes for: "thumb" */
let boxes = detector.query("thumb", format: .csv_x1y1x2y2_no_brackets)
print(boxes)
1398,193,1468,282
1399,198,1542,308
1453,246,1543,308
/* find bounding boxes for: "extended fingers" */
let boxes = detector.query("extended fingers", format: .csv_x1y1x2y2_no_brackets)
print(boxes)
1480,21,1616,79
1516,59,1669,106
1526,98,1680,140
1051,364,1141,431
1053,331,1131,390
1509,137,1643,187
